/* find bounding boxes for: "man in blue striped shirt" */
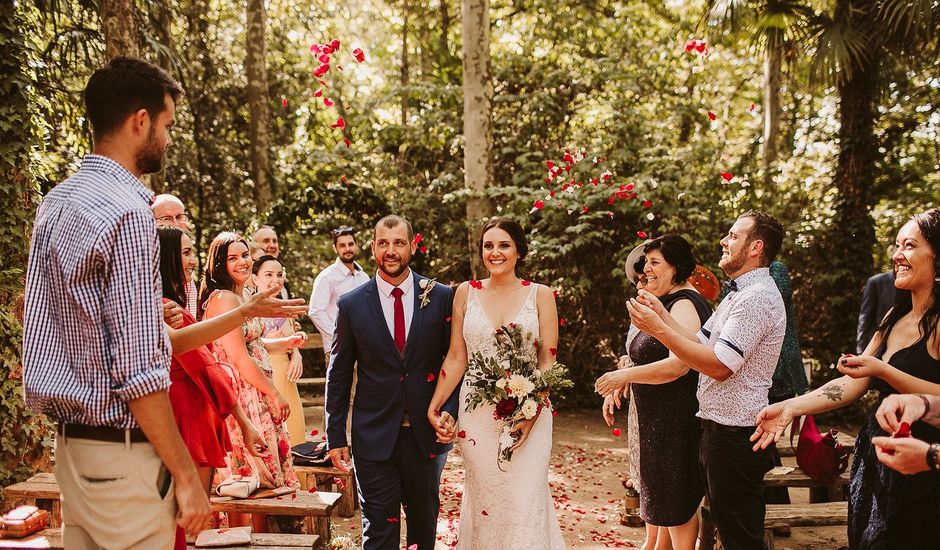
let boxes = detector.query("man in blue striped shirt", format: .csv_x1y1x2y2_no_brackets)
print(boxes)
22,57,309,548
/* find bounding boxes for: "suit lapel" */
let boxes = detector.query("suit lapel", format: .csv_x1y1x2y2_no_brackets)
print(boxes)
365,279,401,360
403,272,428,362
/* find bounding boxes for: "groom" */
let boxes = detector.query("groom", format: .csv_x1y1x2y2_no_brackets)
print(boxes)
325,214,459,550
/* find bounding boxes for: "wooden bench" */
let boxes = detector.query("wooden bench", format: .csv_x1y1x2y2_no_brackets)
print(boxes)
2,474,340,541
0,528,319,549
764,467,850,503
777,433,856,457
295,377,326,389
294,465,357,518
700,501,848,550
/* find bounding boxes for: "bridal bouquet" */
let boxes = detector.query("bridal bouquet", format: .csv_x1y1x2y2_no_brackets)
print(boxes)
464,323,572,469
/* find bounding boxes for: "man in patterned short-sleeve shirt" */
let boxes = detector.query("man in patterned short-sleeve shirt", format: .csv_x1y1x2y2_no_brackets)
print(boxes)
628,211,786,550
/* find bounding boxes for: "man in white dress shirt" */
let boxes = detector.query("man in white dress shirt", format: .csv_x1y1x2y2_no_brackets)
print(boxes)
629,211,787,550
308,225,370,359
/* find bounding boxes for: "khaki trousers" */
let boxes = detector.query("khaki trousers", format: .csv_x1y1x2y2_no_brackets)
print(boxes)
55,433,177,549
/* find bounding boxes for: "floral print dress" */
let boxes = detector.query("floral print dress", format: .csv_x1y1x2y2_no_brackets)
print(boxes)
208,291,299,495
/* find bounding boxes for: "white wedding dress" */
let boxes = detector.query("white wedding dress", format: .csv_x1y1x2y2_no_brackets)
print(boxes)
455,284,566,549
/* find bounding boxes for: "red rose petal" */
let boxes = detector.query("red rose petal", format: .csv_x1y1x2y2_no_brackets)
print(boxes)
521,280,531,286
637,231,648,239
458,430,466,438
445,316,452,322
720,171,733,181
330,117,346,129
318,53,330,64
313,64,330,77
387,517,400,523
707,111,717,121
549,347,557,357
427,372,435,382
748,103,756,112
534,199,545,210
322,45,333,54
353,48,365,63
642,199,652,209
281,97,288,109
343,137,351,147
612,428,622,437
310,429,318,436
314,89,323,98
341,175,348,184
420,245,428,254
559,318,567,326
308,487,318,492
695,41,707,53
481,510,488,516
430,453,437,459
414,233,423,244
330,38,340,51
323,97,334,107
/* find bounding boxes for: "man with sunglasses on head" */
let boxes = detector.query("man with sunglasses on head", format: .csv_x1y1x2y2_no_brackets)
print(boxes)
309,226,370,363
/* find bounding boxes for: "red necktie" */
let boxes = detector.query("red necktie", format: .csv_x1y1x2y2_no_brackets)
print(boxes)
391,287,405,353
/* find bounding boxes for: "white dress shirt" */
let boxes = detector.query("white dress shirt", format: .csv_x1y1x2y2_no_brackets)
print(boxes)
374,269,415,344
696,267,786,427
308,259,370,352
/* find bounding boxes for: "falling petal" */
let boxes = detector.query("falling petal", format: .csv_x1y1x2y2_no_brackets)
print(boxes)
281,97,288,109
343,137,351,147
318,53,330,64
341,175,348,184
612,428,622,437
310,429,318,436
314,89,323,98
707,111,717,121
330,117,346,129
720,171,733,181
458,430,466,438
637,231,648,239
322,45,333,54
533,199,545,210
323,97,334,107
414,233,423,244
353,48,365,63
420,245,428,254
330,38,340,51
642,199,651,209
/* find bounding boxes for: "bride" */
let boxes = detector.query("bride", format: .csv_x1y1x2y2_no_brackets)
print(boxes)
427,217,566,549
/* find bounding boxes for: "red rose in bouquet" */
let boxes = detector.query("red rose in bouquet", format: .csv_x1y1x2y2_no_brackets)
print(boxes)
495,398,517,419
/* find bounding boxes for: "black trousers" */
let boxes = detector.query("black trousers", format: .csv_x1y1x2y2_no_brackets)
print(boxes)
354,427,447,550
700,420,775,550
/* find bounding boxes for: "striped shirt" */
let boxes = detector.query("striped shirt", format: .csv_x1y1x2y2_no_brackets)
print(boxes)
23,155,172,429
696,267,786,427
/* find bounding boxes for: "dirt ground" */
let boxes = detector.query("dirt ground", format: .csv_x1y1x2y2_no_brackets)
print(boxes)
304,407,848,549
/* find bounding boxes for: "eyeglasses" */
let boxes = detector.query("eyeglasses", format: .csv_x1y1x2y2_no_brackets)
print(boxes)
156,213,190,224
331,225,355,238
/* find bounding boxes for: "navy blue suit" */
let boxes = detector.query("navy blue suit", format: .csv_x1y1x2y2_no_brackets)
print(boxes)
325,271,458,550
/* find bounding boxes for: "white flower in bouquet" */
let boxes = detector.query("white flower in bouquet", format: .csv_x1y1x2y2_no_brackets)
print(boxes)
499,426,516,448
507,374,535,397
495,378,507,389
521,399,539,419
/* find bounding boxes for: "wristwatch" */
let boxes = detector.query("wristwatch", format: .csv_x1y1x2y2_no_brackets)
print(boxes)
928,443,940,472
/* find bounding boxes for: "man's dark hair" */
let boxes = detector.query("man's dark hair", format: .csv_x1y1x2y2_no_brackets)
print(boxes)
331,225,356,245
373,215,413,241
740,210,784,266
84,57,182,142
643,234,697,284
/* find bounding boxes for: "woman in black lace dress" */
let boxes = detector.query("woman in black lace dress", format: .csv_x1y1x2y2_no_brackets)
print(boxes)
595,234,711,550
752,208,940,548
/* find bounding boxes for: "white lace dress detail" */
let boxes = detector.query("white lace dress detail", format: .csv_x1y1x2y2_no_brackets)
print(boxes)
455,284,566,549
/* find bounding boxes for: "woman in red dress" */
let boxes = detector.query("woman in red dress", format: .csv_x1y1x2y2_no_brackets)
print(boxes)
157,226,266,547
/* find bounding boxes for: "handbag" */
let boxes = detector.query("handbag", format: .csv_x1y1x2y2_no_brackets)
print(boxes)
791,414,851,484
215,474,260,499
291,441,331,466
0,505,48,539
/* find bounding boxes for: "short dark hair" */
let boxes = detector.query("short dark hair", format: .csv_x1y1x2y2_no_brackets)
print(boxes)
740,210,784,265
157,226,188,308
251,255,281,275
477,217,529,269
374,215,413,241
84,57,182,142
331,225,356,245
643,234,697,284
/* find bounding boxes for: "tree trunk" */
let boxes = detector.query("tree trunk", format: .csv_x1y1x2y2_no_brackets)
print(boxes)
401,0,410,126
245,0,274,211
462,0,494,278
762,29,782,172
813,0,881,361
439,0,450,56
99,0,140,58
149,1,176,190
0,0,55,487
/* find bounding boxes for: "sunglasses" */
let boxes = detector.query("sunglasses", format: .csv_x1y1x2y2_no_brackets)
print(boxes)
331,225,355,238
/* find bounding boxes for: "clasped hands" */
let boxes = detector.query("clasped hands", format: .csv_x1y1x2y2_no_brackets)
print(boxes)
428,408,458,443
872,393,933,474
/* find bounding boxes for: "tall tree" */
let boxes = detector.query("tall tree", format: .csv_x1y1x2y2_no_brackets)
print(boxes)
99,0,140,57
245,0,274,211
461,0,494,277
0,0,54,487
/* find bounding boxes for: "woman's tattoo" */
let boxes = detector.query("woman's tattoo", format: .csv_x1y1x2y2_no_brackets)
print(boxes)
822,384,844,402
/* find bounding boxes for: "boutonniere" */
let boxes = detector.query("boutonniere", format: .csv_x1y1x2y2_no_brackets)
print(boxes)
418,278,436,309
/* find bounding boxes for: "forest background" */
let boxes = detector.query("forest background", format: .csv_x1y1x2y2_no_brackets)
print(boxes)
1,0,938,486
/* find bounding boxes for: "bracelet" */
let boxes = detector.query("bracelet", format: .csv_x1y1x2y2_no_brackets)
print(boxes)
927,443,940,472
918,394,931,422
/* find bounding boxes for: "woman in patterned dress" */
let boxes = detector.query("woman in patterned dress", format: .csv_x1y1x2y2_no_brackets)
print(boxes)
200,232,299,532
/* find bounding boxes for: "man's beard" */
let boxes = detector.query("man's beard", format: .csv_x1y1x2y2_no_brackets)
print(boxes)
378,255,409,279
340,251,357,265
135,127,165,175
719,248,747,277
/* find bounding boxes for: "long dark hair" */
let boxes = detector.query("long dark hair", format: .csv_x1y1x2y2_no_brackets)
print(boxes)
477,217,529,271
876,208,940,344
198,232,250,319
157,226,188,308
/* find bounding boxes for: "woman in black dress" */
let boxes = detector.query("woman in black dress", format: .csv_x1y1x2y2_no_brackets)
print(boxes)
596,234,711,550
752,208,940,548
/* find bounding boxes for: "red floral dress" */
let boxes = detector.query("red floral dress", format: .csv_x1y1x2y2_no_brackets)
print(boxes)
207,292,299,496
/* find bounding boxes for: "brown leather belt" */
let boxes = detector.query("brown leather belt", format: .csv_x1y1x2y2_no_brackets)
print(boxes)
58,423,148,443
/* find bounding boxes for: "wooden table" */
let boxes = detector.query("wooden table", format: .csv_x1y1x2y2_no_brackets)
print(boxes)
3,474,340,541
0,528,319,549
294,465,357,518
